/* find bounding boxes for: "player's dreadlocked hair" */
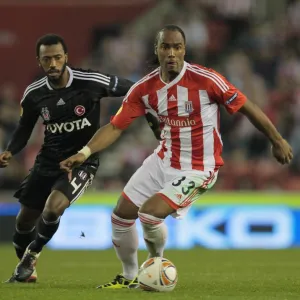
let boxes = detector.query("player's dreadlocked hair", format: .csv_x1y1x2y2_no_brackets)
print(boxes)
36,34,68,57
146,24,186,71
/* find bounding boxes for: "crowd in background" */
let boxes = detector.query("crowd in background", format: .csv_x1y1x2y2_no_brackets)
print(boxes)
1,0,299,191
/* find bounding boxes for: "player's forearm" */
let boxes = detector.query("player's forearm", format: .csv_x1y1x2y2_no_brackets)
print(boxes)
239,100,283,145
6,124,33,155
86,123,122,154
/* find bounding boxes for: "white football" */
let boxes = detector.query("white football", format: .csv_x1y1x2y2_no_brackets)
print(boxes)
138,257,178,292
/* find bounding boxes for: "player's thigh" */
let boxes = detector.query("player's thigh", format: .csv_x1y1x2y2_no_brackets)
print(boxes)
52,167,94,205
139,193,176,219
14,168,57,212
113,194,139,220
44,190,70,217
123,153,163,209
160,170,218,218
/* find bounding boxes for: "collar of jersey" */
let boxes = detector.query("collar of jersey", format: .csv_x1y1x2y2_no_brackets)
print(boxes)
46,66,74,90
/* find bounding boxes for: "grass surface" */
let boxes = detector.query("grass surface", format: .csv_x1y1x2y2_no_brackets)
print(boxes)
79,192,300,207
1,245,300,299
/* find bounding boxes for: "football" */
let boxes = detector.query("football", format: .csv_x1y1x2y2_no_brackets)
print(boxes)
138,257,178,292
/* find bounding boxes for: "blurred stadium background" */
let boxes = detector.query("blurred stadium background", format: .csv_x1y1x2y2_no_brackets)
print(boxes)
0,0,300,252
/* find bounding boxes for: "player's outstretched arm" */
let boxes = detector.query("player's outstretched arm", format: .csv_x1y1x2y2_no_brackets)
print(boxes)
238,99,293,164
86,123,122,154
145,112,161,140
1,104,39,168
60,123,122,172
0,124,35,168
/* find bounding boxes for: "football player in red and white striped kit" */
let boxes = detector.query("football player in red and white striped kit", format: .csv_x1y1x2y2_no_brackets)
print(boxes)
60,25,293,288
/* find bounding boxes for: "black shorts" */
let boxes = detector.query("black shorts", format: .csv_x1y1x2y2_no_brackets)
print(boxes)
14,166,95,212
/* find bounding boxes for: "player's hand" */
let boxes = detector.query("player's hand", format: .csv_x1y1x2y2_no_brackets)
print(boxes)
271,139,293,165
60,153,86,173
0,151,12,168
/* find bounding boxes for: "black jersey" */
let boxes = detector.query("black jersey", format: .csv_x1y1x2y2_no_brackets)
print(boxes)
6,66,133,175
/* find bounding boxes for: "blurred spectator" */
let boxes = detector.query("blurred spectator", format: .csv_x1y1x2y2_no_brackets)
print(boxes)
0,83,19,145
221,51,269,159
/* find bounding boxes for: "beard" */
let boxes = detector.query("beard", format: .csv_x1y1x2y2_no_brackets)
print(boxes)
168,69,179,81
47,62,67,84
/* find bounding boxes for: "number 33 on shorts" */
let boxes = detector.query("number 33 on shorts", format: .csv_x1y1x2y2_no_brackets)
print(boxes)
169,171,217,207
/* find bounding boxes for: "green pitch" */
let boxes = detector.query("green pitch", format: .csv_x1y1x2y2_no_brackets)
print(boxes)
78,192,300,207
1,245,300,300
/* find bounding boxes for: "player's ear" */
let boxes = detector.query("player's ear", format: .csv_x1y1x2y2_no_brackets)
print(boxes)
65,53,68,63
154,45,157,55
36,56,41,67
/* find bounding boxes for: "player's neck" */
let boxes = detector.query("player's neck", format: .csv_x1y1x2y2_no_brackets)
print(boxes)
49,69,70,89
161,71,179,83
160,64,183,83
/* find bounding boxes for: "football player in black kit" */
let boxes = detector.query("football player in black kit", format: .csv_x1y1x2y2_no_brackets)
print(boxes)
0,34,160,284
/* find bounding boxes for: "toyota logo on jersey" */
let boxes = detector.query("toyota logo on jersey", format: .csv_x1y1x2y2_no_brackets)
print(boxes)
74,105,85,116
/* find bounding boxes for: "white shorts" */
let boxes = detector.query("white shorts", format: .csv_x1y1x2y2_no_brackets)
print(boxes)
123,153,218,218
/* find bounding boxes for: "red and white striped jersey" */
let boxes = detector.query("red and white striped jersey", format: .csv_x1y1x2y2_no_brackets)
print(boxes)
111,62,247,171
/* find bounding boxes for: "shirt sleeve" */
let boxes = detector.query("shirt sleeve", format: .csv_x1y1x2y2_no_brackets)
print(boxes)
84,71,133,98
207,69,247,114
110,84,146,130
6,95,39,155
107,76,134,97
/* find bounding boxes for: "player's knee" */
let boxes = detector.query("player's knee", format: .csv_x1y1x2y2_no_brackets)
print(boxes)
113,207,137,220
42,209,60,222
139,195,176,219
139,202,157,216
16,206,41,230
113,208,125,219
43,203,67,220
139,194,165,216
15,218,36,231
113,195,139,220
138,211,163,228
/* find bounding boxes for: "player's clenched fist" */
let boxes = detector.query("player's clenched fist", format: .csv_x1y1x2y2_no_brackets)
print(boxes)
59,153,86,173
271,139,293,165
0,151,12,168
